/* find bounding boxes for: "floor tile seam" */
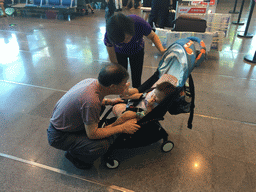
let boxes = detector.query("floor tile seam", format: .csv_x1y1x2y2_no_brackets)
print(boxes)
195,113,256,126
219,49,256,55
143,66,256,82
0,29,33,35
0,152,134,192
0,79,67,93
0,25,99,36
1,81,255,126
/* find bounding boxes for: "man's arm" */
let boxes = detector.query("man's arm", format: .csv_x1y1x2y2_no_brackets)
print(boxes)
146,31,167,55
102,98,124,106
120,87,140,99
106,46,118,64
114,110,137,123
84,118,140,140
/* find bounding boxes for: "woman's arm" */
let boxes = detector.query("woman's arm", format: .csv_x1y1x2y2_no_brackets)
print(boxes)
146,31,167,55
106,46,118,64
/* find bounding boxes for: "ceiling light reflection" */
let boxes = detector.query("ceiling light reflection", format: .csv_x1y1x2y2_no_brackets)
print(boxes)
99,26,106,40
65,39,93,63
0,33,19,65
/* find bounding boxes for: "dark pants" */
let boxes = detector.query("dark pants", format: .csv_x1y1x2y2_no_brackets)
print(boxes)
105,0,115,22
148,0,169,28
116,48,144,88
47,123,116,164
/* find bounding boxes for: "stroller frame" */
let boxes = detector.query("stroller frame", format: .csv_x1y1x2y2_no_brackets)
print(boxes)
100,37,206,169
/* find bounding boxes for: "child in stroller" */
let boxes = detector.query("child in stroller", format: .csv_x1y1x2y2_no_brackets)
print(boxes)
100,36,206,169
113,79,177,122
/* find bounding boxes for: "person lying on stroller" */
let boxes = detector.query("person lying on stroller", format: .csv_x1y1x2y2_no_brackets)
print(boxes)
112,81,176,124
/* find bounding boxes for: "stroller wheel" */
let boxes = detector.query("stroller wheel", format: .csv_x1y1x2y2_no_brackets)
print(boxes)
105,159,120,169
161,141,174,152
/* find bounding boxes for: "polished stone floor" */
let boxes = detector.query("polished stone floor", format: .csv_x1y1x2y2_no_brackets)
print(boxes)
0,0,256,191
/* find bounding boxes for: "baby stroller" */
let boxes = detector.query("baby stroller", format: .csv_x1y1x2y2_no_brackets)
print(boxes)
100,37,206,169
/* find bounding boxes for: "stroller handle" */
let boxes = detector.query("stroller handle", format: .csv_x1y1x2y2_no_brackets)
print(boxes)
186,37,206,66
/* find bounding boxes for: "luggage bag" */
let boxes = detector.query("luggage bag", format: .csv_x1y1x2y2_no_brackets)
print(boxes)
173,16,207,32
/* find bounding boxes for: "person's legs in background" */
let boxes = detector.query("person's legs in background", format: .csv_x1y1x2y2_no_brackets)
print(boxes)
115,0,122,11
158,0,169,28
136,0,141,8
142,0,151,22
105,0,116,22
125,0,134,9
86,2,94,13
148,0,159,29
0,0,7,17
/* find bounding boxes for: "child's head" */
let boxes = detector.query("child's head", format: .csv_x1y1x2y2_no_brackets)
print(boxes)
156,81,176,98
146,82,176,107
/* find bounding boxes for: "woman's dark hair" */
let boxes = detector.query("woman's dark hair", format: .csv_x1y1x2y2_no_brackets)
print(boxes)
106,13,135,44
98,64,129,87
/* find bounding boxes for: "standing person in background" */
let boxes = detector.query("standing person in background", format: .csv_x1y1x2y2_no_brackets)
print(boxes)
105,0,116,22
104,13,166,88
0,0,7,17
148,0,170,29
141,0,152,22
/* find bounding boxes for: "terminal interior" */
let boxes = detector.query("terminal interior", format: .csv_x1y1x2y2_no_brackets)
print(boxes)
0,0,256,191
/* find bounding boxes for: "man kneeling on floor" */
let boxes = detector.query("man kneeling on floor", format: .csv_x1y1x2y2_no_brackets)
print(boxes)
47,63,140,169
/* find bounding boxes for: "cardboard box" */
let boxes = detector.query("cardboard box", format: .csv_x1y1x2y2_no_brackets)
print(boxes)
155,28,169,47
165,31,213,52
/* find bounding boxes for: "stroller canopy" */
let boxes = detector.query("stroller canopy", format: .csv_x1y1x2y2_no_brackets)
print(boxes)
157,37,205,88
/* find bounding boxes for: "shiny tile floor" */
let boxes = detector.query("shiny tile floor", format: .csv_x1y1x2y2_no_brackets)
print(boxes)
1,0,256,191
